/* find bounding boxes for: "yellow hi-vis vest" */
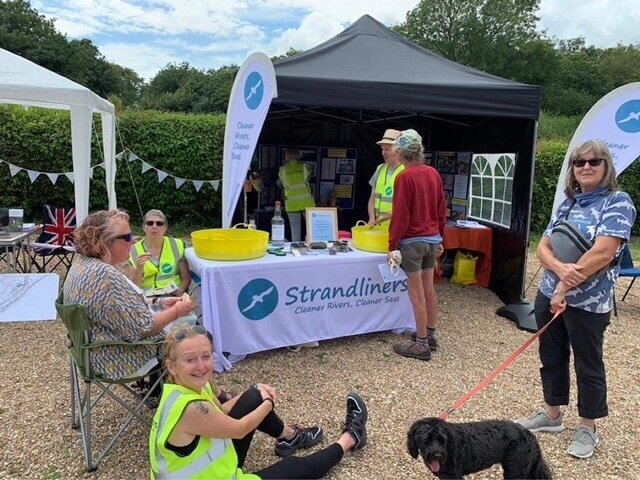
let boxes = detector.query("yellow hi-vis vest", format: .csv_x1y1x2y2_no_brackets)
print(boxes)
374,163,405,224
278,161,315,212
129,236,185,293
149,383,259,480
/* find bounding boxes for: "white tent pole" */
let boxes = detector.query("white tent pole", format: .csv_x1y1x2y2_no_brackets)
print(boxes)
70,105,92,224
102,112,117,210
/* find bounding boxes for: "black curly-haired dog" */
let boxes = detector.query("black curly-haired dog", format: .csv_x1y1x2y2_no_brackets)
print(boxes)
408,417,552,479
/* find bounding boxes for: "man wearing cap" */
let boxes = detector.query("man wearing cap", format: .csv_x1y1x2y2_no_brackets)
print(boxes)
367,129,404,227
388,129,447,361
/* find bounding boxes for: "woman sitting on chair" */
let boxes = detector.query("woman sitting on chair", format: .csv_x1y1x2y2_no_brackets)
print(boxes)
128,209,191,297
63,209,193,380
150,324,368,480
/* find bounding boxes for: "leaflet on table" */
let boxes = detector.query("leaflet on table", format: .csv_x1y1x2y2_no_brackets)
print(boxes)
456,220,488,229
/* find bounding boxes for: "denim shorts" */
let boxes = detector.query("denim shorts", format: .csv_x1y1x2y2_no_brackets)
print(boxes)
399,242,440,274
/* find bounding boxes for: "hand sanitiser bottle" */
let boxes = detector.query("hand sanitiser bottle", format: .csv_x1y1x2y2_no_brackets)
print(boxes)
271,201,285,246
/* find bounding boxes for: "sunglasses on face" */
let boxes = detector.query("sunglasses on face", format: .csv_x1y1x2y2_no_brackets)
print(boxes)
573,158,604,168
113,232,133,242
145,220,166,227
172,324,211,341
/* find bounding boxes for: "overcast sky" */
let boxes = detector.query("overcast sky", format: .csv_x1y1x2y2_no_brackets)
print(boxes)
33,0,640,81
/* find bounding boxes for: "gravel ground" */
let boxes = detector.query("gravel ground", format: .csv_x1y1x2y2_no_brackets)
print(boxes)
1,255,639,479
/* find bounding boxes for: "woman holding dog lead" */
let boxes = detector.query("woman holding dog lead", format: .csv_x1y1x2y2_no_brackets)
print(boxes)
516,140,636,459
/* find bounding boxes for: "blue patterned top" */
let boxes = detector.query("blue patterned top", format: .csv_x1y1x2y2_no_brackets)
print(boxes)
540,190,636,313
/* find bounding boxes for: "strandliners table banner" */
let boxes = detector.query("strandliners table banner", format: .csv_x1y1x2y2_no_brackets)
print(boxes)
186,246,414,372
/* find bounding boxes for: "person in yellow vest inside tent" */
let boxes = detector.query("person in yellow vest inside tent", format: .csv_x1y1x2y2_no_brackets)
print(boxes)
149,324,369,480
278,147,316,242
367,129,404,227
128,209,191,298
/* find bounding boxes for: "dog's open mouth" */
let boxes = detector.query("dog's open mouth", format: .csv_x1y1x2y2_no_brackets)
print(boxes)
428,460,441,473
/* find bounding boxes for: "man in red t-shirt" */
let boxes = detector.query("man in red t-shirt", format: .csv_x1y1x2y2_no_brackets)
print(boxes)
387,129,446,361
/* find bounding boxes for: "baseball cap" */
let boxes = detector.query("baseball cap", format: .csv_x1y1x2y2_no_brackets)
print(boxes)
395,129,422,153
376,129,401,145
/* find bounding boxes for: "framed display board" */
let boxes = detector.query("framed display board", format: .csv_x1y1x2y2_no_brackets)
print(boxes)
305,207,338,243
319,147,357,209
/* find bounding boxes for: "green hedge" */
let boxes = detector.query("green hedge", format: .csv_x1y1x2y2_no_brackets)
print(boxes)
0,106,226,229
1,106,638,235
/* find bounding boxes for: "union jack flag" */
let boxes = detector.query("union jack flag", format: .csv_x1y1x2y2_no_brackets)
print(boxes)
39,205,76,247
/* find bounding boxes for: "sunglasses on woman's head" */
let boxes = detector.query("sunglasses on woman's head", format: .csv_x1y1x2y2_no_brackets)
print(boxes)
573,158,604,168
113,232,133,242
172,324,210,341
145,220,166,227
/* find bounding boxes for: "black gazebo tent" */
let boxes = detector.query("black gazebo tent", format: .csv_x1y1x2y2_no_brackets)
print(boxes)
258,14,541,311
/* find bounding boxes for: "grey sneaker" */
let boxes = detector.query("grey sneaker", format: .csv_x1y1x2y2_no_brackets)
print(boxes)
515,410,564,432
393,341,432,361
567,425,599,459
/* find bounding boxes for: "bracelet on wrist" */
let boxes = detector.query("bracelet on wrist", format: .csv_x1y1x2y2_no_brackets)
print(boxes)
263,397,275,410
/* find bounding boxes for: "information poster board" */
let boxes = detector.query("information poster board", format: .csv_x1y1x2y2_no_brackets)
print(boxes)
436,151,472,220
319,147,357,209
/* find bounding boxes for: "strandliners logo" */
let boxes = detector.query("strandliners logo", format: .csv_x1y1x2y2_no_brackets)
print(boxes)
236,276,408,320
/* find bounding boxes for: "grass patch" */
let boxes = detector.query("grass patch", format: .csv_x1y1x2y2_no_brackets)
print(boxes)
41,469,61,480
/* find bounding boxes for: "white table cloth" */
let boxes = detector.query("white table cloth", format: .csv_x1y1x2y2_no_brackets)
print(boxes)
186,246,414,371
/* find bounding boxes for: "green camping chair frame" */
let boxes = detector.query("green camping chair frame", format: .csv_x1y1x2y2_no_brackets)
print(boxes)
55,295,165,472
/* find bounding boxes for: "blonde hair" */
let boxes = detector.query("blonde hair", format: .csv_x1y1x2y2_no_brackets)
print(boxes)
73,210,129,260
163,325,214,384
564,140,619,199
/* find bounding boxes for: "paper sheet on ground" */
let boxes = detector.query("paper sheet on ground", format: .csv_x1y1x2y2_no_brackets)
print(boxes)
0,273,59,322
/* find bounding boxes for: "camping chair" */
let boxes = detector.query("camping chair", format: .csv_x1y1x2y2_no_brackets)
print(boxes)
30,205,77,284
55,294,165,471
613,244,640,316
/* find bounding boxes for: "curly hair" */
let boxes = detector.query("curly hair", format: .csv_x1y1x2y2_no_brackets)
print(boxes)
73,210,130,260
564,139,619,199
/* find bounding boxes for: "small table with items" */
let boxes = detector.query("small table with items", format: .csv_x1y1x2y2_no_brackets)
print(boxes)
440,224,493,287
186,245,415,372
0,225,41,273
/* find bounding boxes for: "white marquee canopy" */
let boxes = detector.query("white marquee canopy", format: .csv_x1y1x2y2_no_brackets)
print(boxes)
0,48,117,223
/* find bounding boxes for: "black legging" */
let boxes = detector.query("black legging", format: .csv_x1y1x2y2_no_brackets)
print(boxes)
228,388,344,479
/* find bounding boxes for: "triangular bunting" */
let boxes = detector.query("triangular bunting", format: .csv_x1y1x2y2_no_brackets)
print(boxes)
141,161,152,173
129,152,140,162
175,177,186,189
65,172,75,183
46,173,59,185
193,180,204,192
9,164,22,177
157,170,169,183
211,180,220,191
115,151,124,160
27,170,40,183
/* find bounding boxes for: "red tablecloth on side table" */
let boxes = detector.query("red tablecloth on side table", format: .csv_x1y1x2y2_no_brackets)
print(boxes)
438,225,493,287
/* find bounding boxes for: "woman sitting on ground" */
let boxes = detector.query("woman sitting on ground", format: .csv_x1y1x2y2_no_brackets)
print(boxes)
150,324,368,479
128,209,191,297
63,209,194,380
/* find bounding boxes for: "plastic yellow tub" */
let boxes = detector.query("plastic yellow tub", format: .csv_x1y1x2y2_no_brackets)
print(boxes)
351,220,389,253
191,227,269,261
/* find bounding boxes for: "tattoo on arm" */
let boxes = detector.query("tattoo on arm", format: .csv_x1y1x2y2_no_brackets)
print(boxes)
194,401,209,414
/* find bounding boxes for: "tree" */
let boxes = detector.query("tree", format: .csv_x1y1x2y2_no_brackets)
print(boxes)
0,0,143,106
395,0,541,78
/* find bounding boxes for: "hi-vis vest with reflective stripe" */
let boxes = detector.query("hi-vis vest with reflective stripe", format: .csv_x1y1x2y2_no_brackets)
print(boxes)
374,163,405,222
129,236,185,292
278,161,315,212
149,383,259,480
